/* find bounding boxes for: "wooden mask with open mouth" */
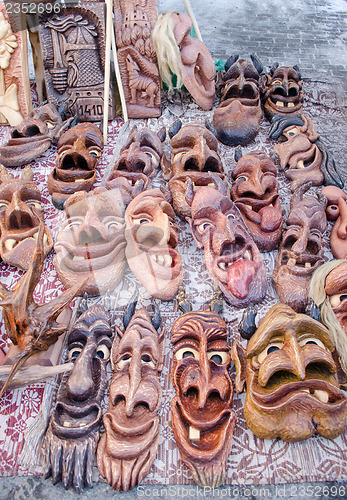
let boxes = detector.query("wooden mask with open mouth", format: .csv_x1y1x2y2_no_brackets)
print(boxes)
125,188,183,300
97,303,163,491
54,188,126,296
273,184,327,312
44,304,112,493
186,174,267,307
170,292,236,487
161,121,225,219
0,165,53,269
232,304,347,442
47,122,103,210
230,150,282,251
106,127,166,206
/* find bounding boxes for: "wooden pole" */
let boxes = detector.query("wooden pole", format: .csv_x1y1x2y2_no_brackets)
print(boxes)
183,0,203,42
111,19,128,123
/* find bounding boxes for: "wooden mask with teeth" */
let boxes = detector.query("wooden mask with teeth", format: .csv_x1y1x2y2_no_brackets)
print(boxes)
106,127,166,206
186,175,267,308
161,121,225,219
47,123,103,210
212,55,263,146
230,150,282,251
171,307,236,487
273,185,327,312
0,165,53,269
232,304,347,442
44,304,112,493
54,188,126,296
124,189,183,300
97,304,163,491
260,65,303,122
0,103,71,168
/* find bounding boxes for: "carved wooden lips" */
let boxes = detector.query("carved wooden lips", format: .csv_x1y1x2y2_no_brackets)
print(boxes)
232,304,347,442
171,310,236,487
231,150,282,251
106,127,166,206
47,122,103,210
161,121,225,219
212,55,263,146
273,185,327,312
125,189,183,300
186,176,267,307
0,166,53,270
97,306,163,491
44,304,112,493
54,188,126,296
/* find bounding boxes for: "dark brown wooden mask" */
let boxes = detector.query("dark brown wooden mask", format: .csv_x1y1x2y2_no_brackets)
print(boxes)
171,310,236,487
0,103,70,167
47,122,103,210
212,56,263,146
260,65,303,122
232,304,347,442
273,185,327,312
97,307,163,491
44,304,112,493
125,189,183,300
231,150,282,251
54,188,126,296
161,121,225,219
186,177,267,308
106,127,166,206
0,165,53,269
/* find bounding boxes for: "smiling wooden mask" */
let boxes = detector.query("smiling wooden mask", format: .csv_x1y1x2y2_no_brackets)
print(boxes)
232,303,347,442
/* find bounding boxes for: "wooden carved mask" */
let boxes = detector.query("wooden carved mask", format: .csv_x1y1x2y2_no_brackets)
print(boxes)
232,304,347,442
54,188,126,296
322,186,347,259
125,189,183,300
212,55,263,146
273,185,327,312
0,103,70,167
161,121,225,219
186,177,267,307
230,150,282,251
47,122,103,210
0,166,53,269
260,65,303,122
44,304,112,493
106,127,166,206
171,310,236,487
97,305,163,491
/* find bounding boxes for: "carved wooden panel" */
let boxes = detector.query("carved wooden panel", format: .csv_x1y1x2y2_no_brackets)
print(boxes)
0,3,31,126
39,2,116,121
114,0,161,118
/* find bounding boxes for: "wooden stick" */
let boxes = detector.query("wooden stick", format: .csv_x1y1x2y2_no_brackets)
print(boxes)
183,0,203,42
111,17,128,123
103,0,113,145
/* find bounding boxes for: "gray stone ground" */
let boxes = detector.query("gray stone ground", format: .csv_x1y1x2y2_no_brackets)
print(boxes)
1,0,347,498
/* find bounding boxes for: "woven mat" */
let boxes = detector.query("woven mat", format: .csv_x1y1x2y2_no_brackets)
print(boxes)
0,81,347,485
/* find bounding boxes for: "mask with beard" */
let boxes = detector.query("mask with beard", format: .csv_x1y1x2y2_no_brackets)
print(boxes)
44,304,112,493
273,185,327,312
230,149,282,251
212,55,263,146
232,304,347,442
97,304,163,491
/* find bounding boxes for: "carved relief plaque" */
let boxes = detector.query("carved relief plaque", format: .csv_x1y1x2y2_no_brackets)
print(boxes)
114,0,161,118
39,3,116,121
0,4,31,126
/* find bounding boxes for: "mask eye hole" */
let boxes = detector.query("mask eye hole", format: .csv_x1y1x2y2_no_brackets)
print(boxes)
89,148,101,158
175,347,200,361
118,353,131,369
330,293,347,308
68,347,83,360
141,354,155,368
197,222,212,233
257,342,283,363
46,121,55,129
237,175,248,182
96,345,110,360
298,337,326,350
133,217,151,225
227,213,236,220
207,351,229,365
27,201,42,210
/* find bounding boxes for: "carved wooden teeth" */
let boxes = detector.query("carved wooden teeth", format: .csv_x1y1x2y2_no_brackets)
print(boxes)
275,101,295,108
73,255,85,261
296,160,305,169
5,239,17,251
313,390,329,403
189,425,200,441
244,250,252,260
218,250,252,270
150,253,173,267
288,258,296,266
305,262,312,268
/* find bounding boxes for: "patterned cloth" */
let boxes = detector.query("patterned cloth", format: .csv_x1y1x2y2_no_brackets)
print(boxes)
0,82,346,485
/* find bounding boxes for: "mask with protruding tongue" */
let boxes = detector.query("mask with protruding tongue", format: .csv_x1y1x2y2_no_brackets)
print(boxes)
227,259,257,299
